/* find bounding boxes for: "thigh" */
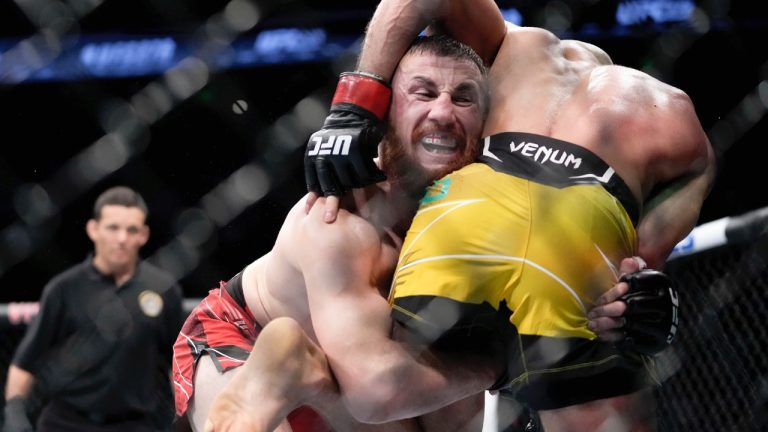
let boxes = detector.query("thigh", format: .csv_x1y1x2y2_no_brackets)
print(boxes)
538,388,656,432
188,356,294,432
188,355,237,431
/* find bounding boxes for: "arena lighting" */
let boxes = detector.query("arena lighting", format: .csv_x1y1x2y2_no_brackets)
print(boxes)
500,8,523,26
79,37,178,77
0,0,723,84
616,0,695,26
0,27,357,83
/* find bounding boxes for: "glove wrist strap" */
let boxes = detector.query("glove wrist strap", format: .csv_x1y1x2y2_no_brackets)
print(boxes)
331,72,392,120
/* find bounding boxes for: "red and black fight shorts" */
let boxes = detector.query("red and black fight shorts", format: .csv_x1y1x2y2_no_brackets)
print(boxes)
172,272,327,431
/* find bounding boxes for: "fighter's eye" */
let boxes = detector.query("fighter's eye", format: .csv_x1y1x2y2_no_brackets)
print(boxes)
413,89,436,99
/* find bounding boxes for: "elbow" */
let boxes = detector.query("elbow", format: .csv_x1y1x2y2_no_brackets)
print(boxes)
636,246,665,271
338,367,410,423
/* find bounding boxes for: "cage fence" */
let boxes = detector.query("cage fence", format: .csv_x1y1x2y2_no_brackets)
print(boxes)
1,0,767,430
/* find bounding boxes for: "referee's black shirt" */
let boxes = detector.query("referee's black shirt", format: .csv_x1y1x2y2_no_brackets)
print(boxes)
12,255,184,418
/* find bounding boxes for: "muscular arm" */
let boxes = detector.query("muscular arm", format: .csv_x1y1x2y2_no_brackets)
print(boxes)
637,101,717,269
358,0,506,78
297,203,497,423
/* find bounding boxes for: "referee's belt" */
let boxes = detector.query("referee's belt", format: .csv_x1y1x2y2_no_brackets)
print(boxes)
72,408,145,425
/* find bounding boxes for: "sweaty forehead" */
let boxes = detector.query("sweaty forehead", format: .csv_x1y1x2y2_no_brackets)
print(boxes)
395,52,483,87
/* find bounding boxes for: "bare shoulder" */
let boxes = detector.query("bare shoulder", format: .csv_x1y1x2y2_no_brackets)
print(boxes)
493,25,563,72
590,65,698,126
591,65,711,175
299,199,381,259
504,24,559,47
502,26,612,68
561,39,613,65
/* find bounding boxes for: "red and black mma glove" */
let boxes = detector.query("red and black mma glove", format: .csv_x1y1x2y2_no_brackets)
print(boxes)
304,72,392,196
617,269,680,355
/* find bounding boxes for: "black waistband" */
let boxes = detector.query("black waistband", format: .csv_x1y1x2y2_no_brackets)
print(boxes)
477,132,639,226
224,271,246,309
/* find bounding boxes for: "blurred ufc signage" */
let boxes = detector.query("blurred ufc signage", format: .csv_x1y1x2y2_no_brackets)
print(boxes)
616,0,695,25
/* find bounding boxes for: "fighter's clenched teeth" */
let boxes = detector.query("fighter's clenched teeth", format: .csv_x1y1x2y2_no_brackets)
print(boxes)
420,134,459,154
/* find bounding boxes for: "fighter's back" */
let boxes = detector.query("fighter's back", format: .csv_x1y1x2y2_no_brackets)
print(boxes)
242,190,403,343
483,24,710,206
240,199,316,338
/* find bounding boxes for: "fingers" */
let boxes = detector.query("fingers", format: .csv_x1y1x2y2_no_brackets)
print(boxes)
588,300,627,337
305,157,380,224
304,156,320,197
311,156,385,196
305,195,341,223
315,159,344,196
619,256,645,278
594,280,630,306
588,310,627,343
597,256,645,306
633,256,647,270
304,192,320,214
588,300,628,320
323,196,340,223
593,328,626,343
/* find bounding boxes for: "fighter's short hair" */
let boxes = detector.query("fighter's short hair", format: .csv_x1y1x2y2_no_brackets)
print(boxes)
406,34,487,78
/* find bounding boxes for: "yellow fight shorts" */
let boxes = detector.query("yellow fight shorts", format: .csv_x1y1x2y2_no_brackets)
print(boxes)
390,132,652,410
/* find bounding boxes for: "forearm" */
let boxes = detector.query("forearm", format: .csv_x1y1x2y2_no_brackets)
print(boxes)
358,0,444,79
300,211,498,422
353,323,497,423
638,160,716,269
359,0,505,76
5,365,35,400
314,290,496,423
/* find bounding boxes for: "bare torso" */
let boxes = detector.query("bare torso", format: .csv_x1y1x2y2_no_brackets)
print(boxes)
484,25,709,206
234,189,489,431
242,188,405,343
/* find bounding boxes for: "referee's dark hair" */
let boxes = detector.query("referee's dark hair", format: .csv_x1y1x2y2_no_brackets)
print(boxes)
92,186,149,220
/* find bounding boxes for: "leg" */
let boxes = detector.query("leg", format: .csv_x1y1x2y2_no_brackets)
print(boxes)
204,317,337,432
202,317,422,432
189,355,293,432
538,388,656,432
188,355,235,431
495,394,531,432
416,393,485,432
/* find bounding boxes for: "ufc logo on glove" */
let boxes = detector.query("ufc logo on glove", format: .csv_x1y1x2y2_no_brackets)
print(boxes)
667,287,679,344
307,135,353,156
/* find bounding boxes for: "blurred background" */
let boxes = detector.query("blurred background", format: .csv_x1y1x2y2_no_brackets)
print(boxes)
0,0,767,430
0,0,767,301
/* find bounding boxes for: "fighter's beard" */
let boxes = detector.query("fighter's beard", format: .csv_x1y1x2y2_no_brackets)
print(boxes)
379,127,478,200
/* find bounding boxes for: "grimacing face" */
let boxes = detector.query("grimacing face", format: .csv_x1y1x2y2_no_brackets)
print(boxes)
381,51,486,196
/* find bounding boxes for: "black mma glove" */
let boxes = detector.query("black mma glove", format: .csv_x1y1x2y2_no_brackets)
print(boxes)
305,72,391,196
617,269,679,355
2,397,33,432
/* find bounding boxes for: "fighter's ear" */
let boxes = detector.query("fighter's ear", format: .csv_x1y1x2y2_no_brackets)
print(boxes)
85,219,98,241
